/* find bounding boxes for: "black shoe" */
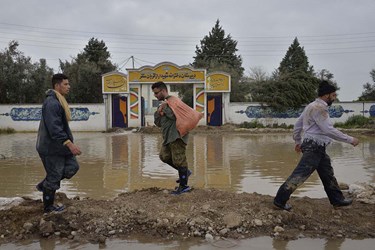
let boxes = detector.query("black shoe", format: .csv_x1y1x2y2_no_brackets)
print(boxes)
176,169,192,183
171,185,191,195
44,204,65,213
333,198,353,208
273,200,292,211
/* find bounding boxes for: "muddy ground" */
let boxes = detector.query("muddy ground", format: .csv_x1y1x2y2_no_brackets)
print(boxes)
0,185,374,246
0,126,374,246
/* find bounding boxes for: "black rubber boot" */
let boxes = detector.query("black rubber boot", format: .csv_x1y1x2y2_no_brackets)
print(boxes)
171,168,191,195
178,167,189,187
43,189,64,213
176,169,192,183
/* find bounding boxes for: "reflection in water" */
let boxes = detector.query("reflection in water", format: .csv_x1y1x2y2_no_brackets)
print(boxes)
0,132,374,200
1,236,374,249
0,132,374,249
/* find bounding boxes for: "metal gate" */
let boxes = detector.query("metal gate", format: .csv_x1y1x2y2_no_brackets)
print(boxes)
207,94,222,126
112,95,128,128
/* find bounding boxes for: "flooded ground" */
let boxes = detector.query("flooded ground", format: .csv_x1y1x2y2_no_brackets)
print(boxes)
0,131,374,249
2,236,375,250
0,131,374,199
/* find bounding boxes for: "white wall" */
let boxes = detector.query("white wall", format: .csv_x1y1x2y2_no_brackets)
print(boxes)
1,101,374,132
227,102,375,126
0,104,105,132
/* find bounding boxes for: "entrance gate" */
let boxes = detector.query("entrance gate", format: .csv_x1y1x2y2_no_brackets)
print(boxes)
102,62,231,129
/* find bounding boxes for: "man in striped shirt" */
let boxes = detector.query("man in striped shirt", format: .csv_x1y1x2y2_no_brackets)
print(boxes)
273,81,359,211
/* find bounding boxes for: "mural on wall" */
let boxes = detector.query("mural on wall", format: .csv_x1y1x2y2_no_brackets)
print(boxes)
195,87,205,113
0,107,99,121
236,105,357,119
130,88,139,119
364,105,375,117
328,105,354,118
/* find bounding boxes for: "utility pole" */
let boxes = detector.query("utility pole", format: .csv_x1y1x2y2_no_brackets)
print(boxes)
131,56,134,69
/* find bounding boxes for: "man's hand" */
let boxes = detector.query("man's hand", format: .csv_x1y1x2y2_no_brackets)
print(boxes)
66,142,82,156
157,102,167,116
295,144,302,153
351,137,359,147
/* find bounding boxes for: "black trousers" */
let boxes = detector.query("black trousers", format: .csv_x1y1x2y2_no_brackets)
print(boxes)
274,139,345,205
39,154,79,191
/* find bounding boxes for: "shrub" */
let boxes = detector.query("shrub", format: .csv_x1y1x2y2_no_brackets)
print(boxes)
334,115,373,128
239,120,265,128
279,123,288,129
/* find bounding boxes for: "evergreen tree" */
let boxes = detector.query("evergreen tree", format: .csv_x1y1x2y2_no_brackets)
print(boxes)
358,69,375,101
176,20,245,103
83,38,112,66
278,37,313,76
252,37,319,111
60,38,116,103
193,20,244,74
254,71,318,111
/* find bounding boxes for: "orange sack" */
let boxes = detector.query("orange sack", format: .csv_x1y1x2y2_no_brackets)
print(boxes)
166,96,204,137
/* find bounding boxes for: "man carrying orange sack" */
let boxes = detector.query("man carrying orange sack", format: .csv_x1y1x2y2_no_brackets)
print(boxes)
152,81,202,195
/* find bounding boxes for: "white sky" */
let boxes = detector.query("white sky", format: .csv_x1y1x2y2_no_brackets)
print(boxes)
0,0,374,101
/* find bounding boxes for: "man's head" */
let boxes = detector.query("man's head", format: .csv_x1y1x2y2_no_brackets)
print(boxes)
52,73,70,96
318,80,337,106
151,81,168,101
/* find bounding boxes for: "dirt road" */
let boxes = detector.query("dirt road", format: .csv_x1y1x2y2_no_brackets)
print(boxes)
0,186,374,245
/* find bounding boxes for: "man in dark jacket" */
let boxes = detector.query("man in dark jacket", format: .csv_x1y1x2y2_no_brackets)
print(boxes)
36,73,81,213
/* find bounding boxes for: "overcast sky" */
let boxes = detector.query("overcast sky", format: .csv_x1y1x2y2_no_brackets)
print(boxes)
1,0,374,101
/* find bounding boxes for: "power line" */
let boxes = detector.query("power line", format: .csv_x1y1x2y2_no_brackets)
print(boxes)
117,56,132,71
133,57,157,65
2,31,375,49
1,21,375,69
1,21,375,56
0,22,200,39
1,22,375,43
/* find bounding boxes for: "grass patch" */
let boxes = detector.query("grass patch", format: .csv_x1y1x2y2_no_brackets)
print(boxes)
239,120,293,129
239,120,264,128
0,127,16,134
334,115,375,128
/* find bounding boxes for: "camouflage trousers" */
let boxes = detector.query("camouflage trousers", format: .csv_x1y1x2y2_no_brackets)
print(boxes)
159,139,188,170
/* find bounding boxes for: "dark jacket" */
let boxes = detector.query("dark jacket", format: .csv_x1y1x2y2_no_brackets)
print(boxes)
36,90,73,156
154,100,188,146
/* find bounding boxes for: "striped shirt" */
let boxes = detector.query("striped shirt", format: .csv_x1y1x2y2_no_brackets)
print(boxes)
293,98,354,146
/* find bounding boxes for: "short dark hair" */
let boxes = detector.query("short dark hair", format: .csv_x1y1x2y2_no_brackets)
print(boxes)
151,81,167,90
52,73,68,89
